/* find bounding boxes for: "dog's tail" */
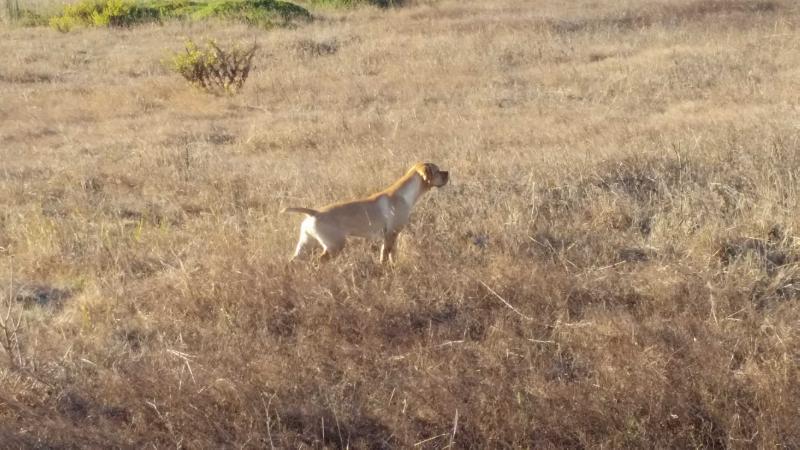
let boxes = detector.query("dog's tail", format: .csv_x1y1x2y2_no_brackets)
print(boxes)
281,207,319,216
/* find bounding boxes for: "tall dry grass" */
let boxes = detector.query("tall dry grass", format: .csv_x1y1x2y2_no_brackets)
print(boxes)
1,0,799,447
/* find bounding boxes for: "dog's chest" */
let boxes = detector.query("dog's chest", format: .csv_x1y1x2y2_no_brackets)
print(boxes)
382,196,412,230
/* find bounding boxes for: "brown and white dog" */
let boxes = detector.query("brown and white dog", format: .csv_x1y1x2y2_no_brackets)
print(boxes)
282,162,449,263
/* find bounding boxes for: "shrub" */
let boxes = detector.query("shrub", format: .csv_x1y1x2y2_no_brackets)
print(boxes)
169,39,258,95
189,0,310,27
309,0,406,8
49,0,97,32
90,0,140,26
49,0,159,31
48,0,309,32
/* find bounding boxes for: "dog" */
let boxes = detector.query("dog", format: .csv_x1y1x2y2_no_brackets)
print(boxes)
282,162,449,263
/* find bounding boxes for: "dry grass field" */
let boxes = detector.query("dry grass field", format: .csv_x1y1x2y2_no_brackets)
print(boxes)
1,0,800,447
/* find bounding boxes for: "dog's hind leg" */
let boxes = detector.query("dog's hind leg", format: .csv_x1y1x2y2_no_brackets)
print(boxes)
313,225,345,262
319,239,345,261
290,229,314,261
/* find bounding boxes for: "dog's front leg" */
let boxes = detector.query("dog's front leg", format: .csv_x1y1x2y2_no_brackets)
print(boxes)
380,231,399,264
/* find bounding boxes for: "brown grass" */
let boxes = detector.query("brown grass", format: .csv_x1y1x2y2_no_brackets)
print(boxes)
1,0,800,447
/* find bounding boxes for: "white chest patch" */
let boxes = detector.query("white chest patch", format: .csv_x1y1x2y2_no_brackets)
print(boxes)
397,177,422,207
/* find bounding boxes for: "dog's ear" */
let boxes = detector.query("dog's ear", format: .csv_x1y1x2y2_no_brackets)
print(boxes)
416,163,435,182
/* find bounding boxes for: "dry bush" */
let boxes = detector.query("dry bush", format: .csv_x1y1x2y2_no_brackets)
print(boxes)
170,39,258,95
1,0,799,447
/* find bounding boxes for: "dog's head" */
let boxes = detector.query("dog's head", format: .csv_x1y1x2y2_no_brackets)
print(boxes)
414,162,449,188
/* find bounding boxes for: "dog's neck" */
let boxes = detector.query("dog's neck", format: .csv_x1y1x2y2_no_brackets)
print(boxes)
384,170,428,206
